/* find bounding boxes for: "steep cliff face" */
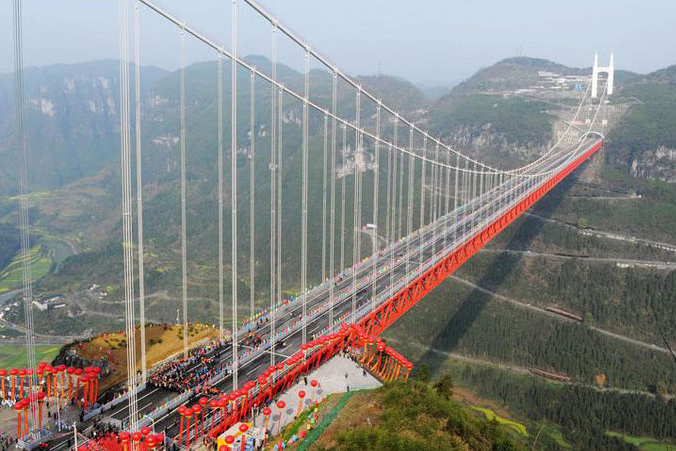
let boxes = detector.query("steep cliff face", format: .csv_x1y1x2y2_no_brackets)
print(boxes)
630,146,676,183
0,61,168,196
611,65,676,183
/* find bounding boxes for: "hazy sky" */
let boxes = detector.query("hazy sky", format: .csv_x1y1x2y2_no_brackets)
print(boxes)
0,0,674,87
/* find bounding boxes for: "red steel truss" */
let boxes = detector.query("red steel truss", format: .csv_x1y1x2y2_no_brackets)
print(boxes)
360,140,604,336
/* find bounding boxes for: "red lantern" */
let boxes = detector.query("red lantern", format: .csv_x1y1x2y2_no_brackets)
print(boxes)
0,369,6,402
177,406,186,446
183,405,193,448
119,431,130,451
14,403,22,439
276,400,285,409
238,424,249,451
192,405,202,440
199,397,208,436
9,369,18,400
262,406,272,437
296,390,307,415
141,426,151,436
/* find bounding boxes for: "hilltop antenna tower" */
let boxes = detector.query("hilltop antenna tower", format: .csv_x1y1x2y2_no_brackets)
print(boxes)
592,51,614,98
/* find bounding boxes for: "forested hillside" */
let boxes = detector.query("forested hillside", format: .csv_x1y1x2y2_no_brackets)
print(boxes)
385,59,676,450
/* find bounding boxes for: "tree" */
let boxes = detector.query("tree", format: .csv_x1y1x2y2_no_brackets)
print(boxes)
583,312,594,327
417,363,430,383
434,373,454,399
493,439,518,451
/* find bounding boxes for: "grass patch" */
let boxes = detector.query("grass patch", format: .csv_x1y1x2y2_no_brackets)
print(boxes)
0,245,52,294
0,344,60,368
472,406,529,437
606,431,676,451
542,424,572,449
0,327,23,338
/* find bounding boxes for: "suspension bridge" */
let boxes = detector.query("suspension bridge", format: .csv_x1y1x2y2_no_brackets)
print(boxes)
7,0,612,449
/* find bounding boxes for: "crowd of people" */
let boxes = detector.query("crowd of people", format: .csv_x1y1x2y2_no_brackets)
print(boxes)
148,338,230,393
0,434,15,451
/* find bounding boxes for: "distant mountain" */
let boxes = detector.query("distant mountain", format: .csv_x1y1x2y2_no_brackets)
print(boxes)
0,61,168,196
355,74,429,111
418,84,453,101
621,64,676,86
450,57,585,94
425,57,582,167
1,57,430,331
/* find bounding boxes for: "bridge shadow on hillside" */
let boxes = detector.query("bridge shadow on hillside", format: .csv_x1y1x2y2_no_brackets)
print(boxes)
418,172,581,376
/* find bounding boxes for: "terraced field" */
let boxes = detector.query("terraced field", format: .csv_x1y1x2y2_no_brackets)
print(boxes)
0,245,52,294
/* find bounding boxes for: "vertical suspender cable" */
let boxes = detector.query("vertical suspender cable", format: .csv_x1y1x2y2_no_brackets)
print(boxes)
231,0,239,389
355,110,363,270
249,68,255,319
471,162,477,230
419,134,427,230
388,117,398,296
179,25,189,360
301,48,309,343
133,1,147,385
268,23,277,366
478,169,484,227
13,0,38,432
417,133,426,274
276,85,283,339
431,138,439,258
351,88,361,323
433,140,440,224
321,114,328,283
406,127,414,276
463,159,469,238
370,101,381,311
384,123,392,247
391,117,398,243
119,0,138,430
340,123,346,273
397,132,404,239
218,54,225,339
328,70,337,329
453,154,459,248
444,145,451,251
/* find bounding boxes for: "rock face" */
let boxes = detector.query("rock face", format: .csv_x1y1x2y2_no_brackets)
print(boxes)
630,146,676,183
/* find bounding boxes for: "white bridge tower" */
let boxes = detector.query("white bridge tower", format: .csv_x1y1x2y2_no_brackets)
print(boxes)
592,52,614,98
